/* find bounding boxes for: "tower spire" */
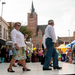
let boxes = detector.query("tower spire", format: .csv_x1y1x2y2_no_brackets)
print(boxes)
31,1,35,16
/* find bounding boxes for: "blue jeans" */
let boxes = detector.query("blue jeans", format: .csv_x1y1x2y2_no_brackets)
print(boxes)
43,38,58,68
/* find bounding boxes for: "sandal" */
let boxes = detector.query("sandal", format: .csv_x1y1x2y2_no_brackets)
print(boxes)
17,63,23,66
22,68,31,71
7,68,15,72
13,64,17,67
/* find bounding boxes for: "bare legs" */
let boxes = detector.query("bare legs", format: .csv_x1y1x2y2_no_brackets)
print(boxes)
8,59,16,71
22,60,28,70
8,59,28,71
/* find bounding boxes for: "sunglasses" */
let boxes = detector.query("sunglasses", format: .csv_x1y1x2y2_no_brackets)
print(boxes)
17,25,21,27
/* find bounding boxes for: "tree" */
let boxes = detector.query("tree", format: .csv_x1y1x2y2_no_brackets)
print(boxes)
19,26,32,41
8,23,14,40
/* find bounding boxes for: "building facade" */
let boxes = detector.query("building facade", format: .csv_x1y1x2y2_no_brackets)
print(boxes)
0,16,9,48
58,31,75,46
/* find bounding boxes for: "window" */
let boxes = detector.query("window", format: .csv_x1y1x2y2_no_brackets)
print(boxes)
36,42,39,44
31,23,33,25
0,25,2,33
0,25,2,37
4,28,6,39
0,25,1,30
36,37,37,39
38,35,41,39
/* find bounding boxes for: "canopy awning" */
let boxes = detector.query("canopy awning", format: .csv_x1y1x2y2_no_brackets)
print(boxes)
0,39,6,45
58,44,67,52
6,41,13,45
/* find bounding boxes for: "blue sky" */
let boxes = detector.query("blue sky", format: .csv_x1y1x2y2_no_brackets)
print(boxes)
0,0,75,38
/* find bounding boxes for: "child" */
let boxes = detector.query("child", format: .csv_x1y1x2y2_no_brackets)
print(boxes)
9,47,13,61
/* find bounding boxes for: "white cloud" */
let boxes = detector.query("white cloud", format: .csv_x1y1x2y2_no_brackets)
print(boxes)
55,7,75,37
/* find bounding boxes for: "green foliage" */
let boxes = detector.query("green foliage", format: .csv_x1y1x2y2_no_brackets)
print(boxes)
19,26,32,41
8,25,14,40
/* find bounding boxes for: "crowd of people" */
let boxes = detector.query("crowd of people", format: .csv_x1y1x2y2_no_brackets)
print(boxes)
0,46,44,63
56,47,75,64
0,44,75,64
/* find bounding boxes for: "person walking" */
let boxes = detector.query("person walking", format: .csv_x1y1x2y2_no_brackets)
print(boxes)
43,20,62,70
7,22,30,72
42,34,53,67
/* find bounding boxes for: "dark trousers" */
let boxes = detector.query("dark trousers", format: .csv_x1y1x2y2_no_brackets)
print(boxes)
9,55,12,61
38,55,43,62
43,38,58,68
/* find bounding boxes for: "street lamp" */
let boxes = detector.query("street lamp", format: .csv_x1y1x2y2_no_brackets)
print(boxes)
1,2,6,17
0,2,6,38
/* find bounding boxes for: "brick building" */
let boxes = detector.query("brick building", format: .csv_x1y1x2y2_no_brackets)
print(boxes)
27,2,47,48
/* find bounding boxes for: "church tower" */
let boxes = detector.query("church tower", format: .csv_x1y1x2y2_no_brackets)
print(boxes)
27,1,37,47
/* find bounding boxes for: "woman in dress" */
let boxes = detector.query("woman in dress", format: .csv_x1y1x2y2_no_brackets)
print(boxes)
7,22,30,72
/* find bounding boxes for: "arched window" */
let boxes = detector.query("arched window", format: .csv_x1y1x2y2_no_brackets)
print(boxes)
0,25,1,32
4,28,6,39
